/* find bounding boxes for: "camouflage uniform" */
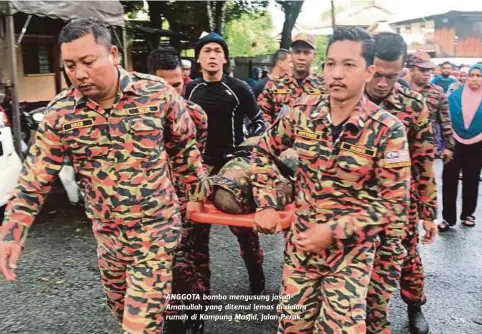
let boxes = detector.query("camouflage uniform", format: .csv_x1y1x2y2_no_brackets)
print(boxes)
257,74,325,127
0,68,210,334
251,95,411,333
418,83,455,153
366,83,437,333
166,100,208,322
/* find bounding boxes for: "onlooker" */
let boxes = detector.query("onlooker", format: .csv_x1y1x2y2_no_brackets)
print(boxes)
182,59,193,85
257,48,293,96
439,63,482,230
246,67,263,97
431,61,457,94
447,67,469,96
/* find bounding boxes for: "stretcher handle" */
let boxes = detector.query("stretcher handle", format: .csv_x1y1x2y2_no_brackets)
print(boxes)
191,202,295,229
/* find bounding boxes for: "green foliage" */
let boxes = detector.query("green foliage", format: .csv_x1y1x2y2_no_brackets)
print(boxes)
313,35,328,71
224,10,278,57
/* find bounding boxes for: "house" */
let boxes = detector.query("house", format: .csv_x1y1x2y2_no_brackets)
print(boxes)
0,1,126,103
295,0,395,36
391,11,482,57
0,0,126,156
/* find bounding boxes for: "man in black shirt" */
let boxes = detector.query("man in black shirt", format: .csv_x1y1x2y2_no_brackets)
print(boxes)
185,32,266,302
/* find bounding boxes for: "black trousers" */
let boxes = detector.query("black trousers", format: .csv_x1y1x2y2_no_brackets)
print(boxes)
442,141,482,224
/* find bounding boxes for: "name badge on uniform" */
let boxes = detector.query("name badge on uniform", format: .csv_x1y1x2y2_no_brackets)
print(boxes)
340,142,376,157
273,89,292,94
307,89,322,95
295,128,321,141
61,119,94,132
382,150,411,168
119,105,159,116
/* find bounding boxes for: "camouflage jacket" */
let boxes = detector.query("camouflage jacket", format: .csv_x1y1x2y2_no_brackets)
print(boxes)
251,95,411,242
374,83,437,222
419,83,455,150
1,68,210,246
257,74,325,127
166,99,208,211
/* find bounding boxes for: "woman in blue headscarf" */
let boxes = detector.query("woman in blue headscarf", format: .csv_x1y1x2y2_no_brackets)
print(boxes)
439,63,482,231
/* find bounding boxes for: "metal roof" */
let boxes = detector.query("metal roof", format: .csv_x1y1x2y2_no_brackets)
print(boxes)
0,0,125,27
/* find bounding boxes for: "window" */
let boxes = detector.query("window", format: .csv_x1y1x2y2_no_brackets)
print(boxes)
405,24,411,33
421,21,426,29
22,43,53,75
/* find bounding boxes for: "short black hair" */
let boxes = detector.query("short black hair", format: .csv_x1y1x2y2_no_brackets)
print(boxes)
147,47,182,75
326,26,375,66
59,18,111,48
374,32,407,63
441,61,452,68
272,48,290,67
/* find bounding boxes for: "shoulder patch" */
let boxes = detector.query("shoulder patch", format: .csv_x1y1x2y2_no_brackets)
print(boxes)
369,108,401,128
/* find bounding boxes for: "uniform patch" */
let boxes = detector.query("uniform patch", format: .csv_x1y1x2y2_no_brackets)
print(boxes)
119,105,159,116
273,89,292,94
383,150,411,167
340,142,376,157
295,128,321,141
61,119,94,132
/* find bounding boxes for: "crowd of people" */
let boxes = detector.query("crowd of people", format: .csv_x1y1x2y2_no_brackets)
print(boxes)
0,17,481,334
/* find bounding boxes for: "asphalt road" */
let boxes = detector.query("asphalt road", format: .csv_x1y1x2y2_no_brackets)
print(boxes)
0,161,481,334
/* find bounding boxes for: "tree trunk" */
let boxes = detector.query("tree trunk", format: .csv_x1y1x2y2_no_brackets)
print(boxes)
147,1,163,50
206,1,214,31
279,1,304,49
169,21,182,52
213,1,226,35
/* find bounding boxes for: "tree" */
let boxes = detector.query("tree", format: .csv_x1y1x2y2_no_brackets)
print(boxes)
224,11,278,57
276,1,305,49
313,35,328,71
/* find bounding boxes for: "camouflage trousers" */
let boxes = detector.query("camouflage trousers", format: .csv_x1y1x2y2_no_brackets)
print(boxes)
366,202,425,333
93,214,181,334
278,216,376,334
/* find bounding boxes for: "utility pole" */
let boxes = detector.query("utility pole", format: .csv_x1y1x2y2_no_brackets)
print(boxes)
331,0,336,30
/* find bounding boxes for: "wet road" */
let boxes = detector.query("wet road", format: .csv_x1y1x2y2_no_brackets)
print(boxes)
0,161,481,333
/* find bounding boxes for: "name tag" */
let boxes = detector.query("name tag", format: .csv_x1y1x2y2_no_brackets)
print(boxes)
119,105,159,116
62,119,94,132
340,142,376,157
307,89,322,95
273,89,292,94
295,129,321,141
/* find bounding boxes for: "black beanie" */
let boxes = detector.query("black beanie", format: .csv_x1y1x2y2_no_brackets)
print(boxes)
194,32,229,60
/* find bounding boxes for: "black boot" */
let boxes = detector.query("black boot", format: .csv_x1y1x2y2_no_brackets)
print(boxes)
247,263,265,294
408,305,429,334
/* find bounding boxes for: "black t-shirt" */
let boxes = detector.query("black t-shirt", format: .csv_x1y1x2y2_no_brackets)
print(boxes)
331,118,349,142
185,75,265,165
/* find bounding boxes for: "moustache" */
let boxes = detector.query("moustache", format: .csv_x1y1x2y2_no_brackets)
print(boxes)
329,82,347,88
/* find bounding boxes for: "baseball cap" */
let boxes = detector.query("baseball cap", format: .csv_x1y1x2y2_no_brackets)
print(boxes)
291,33,316,50
406,51,436,69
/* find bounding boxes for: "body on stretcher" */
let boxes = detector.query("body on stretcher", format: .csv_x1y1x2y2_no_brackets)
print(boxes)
190,201,295,229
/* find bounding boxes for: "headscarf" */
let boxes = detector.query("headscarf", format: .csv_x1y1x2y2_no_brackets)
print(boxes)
448,63,482,144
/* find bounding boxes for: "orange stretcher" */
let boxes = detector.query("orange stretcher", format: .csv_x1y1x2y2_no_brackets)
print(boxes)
191,201,295,229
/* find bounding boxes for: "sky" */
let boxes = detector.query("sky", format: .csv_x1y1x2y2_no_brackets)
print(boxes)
269,0,482,33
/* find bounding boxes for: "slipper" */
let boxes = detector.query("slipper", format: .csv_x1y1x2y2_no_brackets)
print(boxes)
438,220,452,232
462,216,476,227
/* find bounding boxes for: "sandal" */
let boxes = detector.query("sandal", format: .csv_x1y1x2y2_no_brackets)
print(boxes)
438,220,452,232
462,216,476,227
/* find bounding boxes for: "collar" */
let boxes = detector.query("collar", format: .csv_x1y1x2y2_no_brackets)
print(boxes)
381,83,404,110
311,95,372,133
